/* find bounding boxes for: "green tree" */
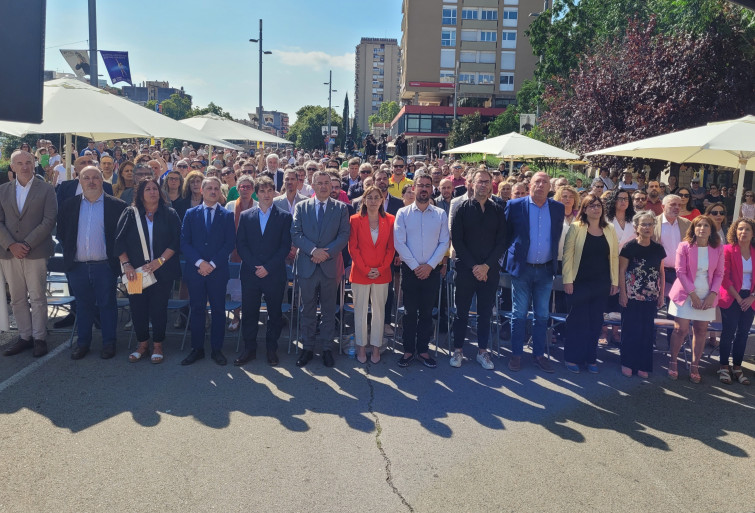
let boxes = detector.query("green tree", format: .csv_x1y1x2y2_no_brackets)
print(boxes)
447,112,485,149
188,102,233,119
160,93,193,120
351,117,362,151
488,79,542,137
341,93,350,148
367,101,400,128
287,105,343,150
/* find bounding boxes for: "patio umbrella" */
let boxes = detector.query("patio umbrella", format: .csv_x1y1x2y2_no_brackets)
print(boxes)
180,113,289,145
443,132,579,174
587,115,755,217
0,78,241,176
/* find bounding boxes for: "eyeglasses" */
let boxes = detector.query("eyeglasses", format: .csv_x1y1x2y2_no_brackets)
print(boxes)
746,194,754,198
191,165,202,169
360,170,371,175
678,193,690,197
639,222,654,228
586,203,603,209
709,210,725,215
176,164,188,169
237,184,253,190
393,165,405,169
306,167,317,171
616,197,629,202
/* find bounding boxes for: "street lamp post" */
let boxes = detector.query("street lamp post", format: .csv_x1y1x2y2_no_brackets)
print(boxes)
323,70,337,150
249,19,272,131
529,1,549,120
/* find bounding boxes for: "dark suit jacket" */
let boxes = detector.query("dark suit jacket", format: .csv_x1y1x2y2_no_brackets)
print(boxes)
504,196,565,277
291,197,350,279
114,203,182,281
180,204,236,280
453,185,467,198
236,205,292,282
347,182,364,200
56,179,113,212
58,193,127,275
341,175,360,194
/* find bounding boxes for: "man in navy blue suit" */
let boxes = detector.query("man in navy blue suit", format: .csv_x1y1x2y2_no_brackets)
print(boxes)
504,171,565,374
180,176,236,366
234,176,292,366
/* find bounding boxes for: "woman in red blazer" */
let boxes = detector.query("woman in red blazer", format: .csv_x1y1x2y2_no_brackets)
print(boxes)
717,218,755,385
348,186,395,364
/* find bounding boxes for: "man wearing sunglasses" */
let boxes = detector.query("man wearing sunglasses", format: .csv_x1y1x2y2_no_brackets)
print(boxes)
347,163,373,200
387,157,412,199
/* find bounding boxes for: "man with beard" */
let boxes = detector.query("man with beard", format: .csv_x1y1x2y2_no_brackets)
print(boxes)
645,180,664,215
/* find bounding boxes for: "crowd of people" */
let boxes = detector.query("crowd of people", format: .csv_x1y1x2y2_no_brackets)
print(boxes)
0,139,752,386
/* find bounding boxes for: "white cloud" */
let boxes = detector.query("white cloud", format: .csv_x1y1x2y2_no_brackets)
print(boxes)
275,49,354,72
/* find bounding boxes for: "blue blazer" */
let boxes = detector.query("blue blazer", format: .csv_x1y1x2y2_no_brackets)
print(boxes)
504,196,565,277
180,204,236,280
236,206,292,281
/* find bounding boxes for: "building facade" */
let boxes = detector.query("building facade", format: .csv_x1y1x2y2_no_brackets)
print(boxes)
120,81,189,105
397,0,541,154
354,38,400,134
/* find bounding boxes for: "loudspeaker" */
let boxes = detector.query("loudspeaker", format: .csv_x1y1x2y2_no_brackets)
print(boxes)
0,0,46,123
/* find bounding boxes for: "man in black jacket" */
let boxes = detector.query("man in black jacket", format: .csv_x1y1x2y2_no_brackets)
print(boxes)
57,166,127,359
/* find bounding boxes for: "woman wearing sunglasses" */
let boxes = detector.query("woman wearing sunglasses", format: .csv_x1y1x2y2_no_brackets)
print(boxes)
739,190,755,219
676,187,701,221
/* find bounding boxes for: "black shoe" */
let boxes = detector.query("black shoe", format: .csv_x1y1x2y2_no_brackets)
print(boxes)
53,313,76,329
416,353,437,368
322,350,335,367
233,349,256,366
71,345,89,360
267,350,279,366
181,349,205,366
3,337,33,356
32,339,48,357
397,353,414,367
100,345,116,359
296,350,314,367
211,349,227,366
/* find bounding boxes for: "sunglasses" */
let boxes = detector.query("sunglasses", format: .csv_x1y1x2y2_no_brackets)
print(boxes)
176,164,188,169
191,165,202,169
360,170,371,174
306,167,317,171
393,165,405,169
709,210,725,215
678,193,690,197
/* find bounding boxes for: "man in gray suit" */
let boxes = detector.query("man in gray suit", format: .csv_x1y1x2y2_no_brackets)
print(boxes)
0,151,57,357
273,169,309,216
291,170,350,367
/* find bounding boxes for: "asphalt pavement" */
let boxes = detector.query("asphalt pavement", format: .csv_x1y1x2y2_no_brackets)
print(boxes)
0,317,753,513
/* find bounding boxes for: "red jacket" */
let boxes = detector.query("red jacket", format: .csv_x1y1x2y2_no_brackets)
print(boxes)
719,243,755,310
348,213,395,285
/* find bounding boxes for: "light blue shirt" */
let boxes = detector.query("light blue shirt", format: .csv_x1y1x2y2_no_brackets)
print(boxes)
394,203,450,270
526,196,552,264
75,193,107,262
259,206,272,235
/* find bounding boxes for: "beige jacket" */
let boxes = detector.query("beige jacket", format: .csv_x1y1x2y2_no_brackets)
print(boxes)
562,221,619,286
0,176,57,260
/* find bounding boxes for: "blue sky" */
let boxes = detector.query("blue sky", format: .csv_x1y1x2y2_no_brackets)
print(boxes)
45,0,404,124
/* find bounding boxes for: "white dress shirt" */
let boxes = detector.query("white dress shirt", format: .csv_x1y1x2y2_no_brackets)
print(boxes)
15,177,34,212
660,214,682,268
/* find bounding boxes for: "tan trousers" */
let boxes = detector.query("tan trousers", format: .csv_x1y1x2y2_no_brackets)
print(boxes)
351,282,389,347
0,257,48,340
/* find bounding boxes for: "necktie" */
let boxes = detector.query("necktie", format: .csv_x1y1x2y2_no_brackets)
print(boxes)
317,202,325,231
205,206,213,233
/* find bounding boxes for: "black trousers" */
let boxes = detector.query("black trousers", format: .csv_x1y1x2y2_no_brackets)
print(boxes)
401,264,440,355
241,273,286,352
664,267,677,343
452,267,498,350
565,281,610,365
620,299,657,373
719,290,755,366
128,278,172,343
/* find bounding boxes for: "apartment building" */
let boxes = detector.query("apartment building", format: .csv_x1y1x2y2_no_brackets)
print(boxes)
354,38,401,133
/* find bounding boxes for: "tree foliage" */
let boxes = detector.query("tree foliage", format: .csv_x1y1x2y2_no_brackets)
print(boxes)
351,117,362,150
188,102,233,120
447,112,485,149
540,15,755,164
367,101,400,128
144,94,231,120
341,93,350,147
488,79,542,137
287,105,343,150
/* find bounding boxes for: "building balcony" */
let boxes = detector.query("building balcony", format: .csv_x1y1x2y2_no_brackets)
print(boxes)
462,0,498,6
458,62,497,72
458,83,495,94
460,40,498,51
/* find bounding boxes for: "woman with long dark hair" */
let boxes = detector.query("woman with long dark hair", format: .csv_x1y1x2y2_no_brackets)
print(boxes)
676,187,701,221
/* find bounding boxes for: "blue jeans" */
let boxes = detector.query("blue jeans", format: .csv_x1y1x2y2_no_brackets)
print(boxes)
68,261,117,348
510,264,554,357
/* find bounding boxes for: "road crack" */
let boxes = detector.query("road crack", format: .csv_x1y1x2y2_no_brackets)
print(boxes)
365,362,414,512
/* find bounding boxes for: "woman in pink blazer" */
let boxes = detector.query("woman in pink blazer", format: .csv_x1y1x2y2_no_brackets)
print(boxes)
667,215,725,383
716,218,755,385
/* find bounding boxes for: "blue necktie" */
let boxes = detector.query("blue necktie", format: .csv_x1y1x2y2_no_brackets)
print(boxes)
205,207,213,233
317,202,325,231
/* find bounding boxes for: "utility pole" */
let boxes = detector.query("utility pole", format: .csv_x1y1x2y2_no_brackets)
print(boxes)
250,19,272,130
323,70,337,150
88,0,97,87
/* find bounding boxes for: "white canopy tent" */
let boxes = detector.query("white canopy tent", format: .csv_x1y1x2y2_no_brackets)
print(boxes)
587,115,755,217
180,113,290,145
0,78,240,176
443,131,579,174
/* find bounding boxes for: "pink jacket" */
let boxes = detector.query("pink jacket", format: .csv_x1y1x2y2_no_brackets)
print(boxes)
718,243,755,310
668,241,724,306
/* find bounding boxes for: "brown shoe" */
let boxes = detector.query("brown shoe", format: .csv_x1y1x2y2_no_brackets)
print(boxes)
32,339,48,357
534,355,555,373
3,337,33,356
508,355,522,372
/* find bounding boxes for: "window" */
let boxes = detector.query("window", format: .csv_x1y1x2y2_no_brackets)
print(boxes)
442,7,457,25
500,51,515,70
461,30,476,42
501,30,517,49
478,73,495,85
481,9,497,20
499,73,515,91
502,8,518,26
479,51,496,63
441,29,456,47
458,73,475,84
480,31,496,42
440,48,455,68
503,0,518,4
407,115,419,131
440,70,455,83
461,9,478,20
460,51,476,63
